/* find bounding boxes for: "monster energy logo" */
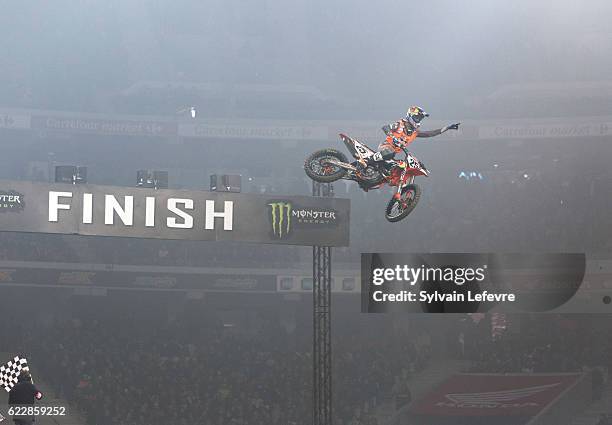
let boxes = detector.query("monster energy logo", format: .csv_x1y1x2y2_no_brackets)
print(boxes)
268,202,292,239
0,190,24,212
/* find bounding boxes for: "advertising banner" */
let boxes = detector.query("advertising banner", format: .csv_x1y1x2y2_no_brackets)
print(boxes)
0,180,350,247
180,122,328,140
0,265,277,291
411,373,581,417
0,112,30,130
31,115,178,137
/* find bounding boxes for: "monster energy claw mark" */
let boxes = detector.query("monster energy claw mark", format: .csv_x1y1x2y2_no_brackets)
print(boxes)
268,202,292,238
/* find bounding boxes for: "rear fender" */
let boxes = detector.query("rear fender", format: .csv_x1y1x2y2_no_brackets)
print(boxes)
339,134,358,157
339,133,375,160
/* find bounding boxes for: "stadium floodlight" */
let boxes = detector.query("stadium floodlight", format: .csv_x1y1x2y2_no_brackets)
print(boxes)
136,170,169,189
210,174,241,193
55,165,87,184
176,106,197,119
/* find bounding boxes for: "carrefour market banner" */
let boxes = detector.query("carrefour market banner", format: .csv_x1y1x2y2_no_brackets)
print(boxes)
0,180,350,246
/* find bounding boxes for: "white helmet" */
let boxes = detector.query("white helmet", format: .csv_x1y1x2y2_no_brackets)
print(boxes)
406,106,429,128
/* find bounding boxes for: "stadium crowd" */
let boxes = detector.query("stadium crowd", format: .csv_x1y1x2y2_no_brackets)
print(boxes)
0,233,78,263
349,167,612,256
0,298,431,425
0,232,303,268
465,315,611,392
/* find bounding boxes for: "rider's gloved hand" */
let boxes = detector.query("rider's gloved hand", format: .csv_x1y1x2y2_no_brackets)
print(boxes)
443,122,461,132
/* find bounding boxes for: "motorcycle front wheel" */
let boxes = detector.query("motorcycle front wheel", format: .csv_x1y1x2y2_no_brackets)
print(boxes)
385,184,422,222
304,149,348,182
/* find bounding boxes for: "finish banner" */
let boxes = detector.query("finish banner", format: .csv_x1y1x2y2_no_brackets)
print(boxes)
0,180,350,247
410,373,581,417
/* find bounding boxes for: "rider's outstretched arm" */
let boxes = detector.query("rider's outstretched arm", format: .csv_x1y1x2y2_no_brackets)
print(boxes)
417,122,461,138
416,128,445,138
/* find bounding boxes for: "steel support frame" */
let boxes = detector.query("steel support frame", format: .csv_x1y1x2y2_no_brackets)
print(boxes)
312,181,333,425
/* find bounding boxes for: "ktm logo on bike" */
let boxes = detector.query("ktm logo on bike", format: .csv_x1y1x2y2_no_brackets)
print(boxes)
268,201,293,239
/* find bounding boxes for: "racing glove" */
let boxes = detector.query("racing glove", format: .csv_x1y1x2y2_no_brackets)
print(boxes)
442,122,461,132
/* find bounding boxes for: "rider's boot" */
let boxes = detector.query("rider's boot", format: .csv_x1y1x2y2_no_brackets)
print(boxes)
350,160,363,169
376,160,395,178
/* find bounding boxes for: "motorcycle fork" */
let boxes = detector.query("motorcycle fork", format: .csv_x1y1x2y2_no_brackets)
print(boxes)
393,172,413,200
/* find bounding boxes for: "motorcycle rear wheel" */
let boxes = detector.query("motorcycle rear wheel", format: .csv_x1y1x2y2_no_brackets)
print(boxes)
385,184,421,222
304,149,348,182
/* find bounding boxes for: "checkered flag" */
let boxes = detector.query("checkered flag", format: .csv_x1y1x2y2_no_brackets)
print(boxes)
0,356,29,393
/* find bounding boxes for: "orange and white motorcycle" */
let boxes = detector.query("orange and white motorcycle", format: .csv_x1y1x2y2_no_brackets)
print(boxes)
304,134,429,222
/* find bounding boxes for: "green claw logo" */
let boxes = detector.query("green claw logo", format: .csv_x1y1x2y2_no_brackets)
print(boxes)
268,202,292,239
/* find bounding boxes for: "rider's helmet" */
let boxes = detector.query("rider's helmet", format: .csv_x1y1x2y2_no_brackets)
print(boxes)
406,106,429,128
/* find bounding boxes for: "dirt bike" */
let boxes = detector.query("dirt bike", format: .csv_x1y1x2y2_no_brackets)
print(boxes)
304,134,429,222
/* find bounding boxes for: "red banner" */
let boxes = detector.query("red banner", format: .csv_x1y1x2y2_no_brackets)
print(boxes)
411,373,580,417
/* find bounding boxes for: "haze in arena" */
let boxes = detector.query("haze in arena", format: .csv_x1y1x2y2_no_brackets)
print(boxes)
0,1,611,425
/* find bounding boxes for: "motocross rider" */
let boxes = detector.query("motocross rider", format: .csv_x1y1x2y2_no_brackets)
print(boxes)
360,106,461,174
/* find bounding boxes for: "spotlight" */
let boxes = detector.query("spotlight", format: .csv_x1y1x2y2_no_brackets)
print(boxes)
55,165,87,184
137,170,168,189
176,106,197,119
210,174,241,193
